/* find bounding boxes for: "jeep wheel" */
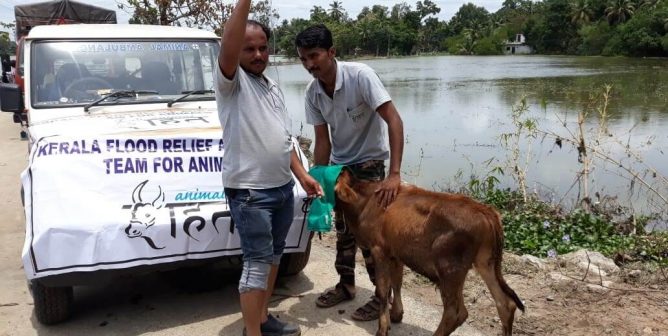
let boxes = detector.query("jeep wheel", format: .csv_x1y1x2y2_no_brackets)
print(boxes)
278,238,312,276
29,280,74,325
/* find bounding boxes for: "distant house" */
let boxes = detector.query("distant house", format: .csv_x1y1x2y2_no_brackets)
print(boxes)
504,34,533,55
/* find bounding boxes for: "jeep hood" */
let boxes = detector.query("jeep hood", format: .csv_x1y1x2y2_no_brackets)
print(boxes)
28,108,221,141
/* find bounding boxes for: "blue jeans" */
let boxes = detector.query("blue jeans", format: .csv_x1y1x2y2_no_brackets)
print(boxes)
225,180,295,293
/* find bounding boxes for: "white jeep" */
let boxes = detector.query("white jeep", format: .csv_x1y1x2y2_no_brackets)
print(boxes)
0,24,312,325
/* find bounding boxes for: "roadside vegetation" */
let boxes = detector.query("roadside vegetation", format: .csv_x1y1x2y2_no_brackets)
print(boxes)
271,0,668,57
467,183,668,265
3,0,665,57
0,23,16,55
456,86,668,266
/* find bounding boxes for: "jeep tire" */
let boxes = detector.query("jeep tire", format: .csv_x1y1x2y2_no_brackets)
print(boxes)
278,237,312,276
29,280,73,325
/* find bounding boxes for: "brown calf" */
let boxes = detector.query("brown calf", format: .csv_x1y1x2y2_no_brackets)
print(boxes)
334,169,525,336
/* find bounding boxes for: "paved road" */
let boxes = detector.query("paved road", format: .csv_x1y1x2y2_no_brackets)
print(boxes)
0,113,485,336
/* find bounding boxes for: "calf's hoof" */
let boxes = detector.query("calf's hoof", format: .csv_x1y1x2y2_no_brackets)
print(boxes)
390,311,404,324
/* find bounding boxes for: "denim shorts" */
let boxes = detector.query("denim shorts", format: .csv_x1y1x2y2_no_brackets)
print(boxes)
224,180,295,292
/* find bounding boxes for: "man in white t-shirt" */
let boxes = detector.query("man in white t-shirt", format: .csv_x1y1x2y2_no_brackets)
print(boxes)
215,1,322,335
295,24,405,322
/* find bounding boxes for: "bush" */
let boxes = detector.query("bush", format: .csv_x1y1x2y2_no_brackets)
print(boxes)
602,34,624,56
467,183,668,265
443,35,464,54
615,10,668,57
473,36,502,55
578,22,613,55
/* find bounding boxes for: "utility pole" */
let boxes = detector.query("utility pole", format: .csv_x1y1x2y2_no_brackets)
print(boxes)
387,30,391,57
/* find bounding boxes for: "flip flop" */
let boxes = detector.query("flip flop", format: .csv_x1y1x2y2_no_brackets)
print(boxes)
351,296,383,321
315,284,355,308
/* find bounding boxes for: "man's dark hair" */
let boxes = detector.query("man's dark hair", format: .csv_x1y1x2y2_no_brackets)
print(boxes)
0,55,9,72
247,20,271,41
295,24,333,50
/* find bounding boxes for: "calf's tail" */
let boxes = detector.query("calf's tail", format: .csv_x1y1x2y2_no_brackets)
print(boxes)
491,212,525,312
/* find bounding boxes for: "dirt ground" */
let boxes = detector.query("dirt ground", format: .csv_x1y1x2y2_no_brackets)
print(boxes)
411,253,668,336
318,233,668,336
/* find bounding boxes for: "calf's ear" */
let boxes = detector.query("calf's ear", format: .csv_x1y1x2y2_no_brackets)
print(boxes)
335,169,359,203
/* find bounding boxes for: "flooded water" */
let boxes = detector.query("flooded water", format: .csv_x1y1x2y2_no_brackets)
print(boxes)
271,56,668,217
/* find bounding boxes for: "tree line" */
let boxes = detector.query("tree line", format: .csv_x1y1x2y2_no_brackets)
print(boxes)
272,0,668,57
1,0,667,57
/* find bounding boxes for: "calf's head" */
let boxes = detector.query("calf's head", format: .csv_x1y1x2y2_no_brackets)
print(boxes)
334,168,359,204
333,168,385,230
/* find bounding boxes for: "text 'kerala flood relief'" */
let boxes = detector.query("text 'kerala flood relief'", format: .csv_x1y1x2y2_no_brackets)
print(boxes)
35,138,225,175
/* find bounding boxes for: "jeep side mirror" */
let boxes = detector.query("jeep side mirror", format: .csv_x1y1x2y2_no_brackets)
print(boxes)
13,113,27,124
0,83,24,114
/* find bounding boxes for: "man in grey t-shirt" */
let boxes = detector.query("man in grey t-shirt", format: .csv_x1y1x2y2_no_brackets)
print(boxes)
215,1,322,335
295,24,405,321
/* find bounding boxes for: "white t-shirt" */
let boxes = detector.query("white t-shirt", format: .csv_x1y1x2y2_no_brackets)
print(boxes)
215,65,293,189
304,61,391,165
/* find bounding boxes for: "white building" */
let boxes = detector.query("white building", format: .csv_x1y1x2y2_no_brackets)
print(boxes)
504,34,533,55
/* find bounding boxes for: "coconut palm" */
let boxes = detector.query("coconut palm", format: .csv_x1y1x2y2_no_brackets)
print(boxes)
458,28,478,55
570,0,593,25
310,6,328,22
605,0,636,24
638,0,662,10
328,1,346,22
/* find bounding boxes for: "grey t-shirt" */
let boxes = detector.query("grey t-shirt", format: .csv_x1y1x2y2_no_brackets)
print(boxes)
215,65,293,189
304,61,391,165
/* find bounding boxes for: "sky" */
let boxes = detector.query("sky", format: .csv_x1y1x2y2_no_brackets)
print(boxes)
1,0,504,38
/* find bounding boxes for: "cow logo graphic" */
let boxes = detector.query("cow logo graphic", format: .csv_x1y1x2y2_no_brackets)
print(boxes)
125,180,166,249
122,180,232,250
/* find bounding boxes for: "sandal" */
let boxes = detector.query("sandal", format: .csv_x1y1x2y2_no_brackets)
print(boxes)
316,284,355,308
351,296,383,321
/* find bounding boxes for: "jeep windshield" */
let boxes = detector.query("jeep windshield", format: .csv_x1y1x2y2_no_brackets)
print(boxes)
30,40,219,108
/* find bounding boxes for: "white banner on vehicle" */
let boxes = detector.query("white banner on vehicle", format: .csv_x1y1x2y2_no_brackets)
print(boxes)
21,131,310,280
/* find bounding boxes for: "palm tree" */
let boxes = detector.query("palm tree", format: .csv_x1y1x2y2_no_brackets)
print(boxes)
570,0,593,25
357,17,373,51
638,0,661,10
605,0,635,25
458,29,477,55
310,6,328,22
328,1,346,22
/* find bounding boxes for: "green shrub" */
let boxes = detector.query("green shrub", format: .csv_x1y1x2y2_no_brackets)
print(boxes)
466,180,667,265
578,22,613,55
473,36,502,55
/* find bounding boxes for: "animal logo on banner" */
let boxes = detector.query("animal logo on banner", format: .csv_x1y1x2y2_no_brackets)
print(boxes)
125,180,166,249
123,180,232,250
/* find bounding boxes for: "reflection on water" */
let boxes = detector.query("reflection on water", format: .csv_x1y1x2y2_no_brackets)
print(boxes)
271,56,668,217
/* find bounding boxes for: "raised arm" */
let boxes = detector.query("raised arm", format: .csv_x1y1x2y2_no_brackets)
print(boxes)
219,0,252,79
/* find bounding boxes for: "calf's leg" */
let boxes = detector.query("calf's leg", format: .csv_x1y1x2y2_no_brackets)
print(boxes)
433,233,473,336
389,258,404,323
433,267,469,336
372,247,392,336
